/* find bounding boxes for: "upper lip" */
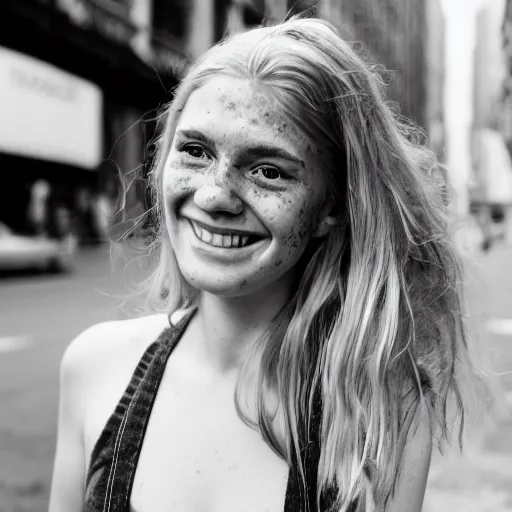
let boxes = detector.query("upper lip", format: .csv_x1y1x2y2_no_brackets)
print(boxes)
185,218,267,238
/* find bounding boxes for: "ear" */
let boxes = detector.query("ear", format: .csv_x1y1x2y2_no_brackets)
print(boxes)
311,213,344,238
310,193,345,238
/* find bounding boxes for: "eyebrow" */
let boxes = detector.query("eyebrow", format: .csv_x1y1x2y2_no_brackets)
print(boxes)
176,129,216,149
243,146,305,167
176,129,305,168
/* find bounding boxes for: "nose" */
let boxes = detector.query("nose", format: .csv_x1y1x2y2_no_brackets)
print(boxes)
193,161,243,215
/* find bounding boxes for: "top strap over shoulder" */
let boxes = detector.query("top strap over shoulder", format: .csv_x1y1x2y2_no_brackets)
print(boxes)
84,307,198,512
169,306,196,328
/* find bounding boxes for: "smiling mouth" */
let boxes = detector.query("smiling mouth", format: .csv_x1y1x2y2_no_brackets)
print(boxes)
188,220,264,249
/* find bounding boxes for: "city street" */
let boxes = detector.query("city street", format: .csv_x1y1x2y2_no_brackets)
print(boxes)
0,244,138,512
424,242,512,512
0,242,511,512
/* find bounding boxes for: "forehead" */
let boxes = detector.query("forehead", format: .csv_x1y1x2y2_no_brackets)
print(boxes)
176,76,307,151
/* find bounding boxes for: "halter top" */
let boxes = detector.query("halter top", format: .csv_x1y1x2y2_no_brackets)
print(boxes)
83,307,355,512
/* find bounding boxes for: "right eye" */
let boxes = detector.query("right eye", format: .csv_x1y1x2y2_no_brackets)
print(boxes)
182,144,209,159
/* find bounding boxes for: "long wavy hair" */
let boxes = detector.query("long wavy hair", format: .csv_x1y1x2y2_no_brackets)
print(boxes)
129,17,479,512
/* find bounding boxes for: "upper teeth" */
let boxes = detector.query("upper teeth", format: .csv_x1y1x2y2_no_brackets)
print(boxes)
191,221,251,248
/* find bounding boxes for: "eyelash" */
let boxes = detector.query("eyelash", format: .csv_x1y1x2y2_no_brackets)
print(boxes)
250,166,292,183
179,143,293,185
182,144,209,160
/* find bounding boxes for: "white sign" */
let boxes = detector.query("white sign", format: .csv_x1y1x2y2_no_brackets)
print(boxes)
0,46,103,169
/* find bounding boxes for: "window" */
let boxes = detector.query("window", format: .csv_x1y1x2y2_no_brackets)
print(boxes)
152,0,189,40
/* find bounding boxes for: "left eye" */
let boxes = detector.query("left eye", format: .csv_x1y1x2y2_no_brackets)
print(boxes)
252,166,290,181
183,144,208,159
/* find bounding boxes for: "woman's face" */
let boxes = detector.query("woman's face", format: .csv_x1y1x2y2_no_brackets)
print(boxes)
162,75,330,298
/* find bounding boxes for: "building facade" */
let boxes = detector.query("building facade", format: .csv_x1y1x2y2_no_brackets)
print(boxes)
0,0,234,241
503,0,512,146
0,0,447,240
425,0,446,159
471,0,511,207
315,0,429,130
475,0,507,132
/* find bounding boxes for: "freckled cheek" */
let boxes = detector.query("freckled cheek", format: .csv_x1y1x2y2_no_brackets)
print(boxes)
275,215,312,251
280,228,308,251
281,204,317,248
162,168,196,202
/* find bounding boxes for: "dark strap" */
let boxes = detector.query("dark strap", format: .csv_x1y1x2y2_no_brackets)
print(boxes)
99,307,197,512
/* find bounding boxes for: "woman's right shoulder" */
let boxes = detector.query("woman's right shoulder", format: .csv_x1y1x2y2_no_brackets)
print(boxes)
60,313,172,384
51,313,175,504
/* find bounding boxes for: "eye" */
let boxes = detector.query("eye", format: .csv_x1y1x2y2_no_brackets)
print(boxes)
251,166,291,182
182,144,209,159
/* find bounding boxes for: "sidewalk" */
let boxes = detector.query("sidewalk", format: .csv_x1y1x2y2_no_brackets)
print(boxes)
423,242,512,512
424,415,512,512
425,436,512,511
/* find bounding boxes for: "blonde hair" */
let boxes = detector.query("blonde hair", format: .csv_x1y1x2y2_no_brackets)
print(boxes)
130,17,478,512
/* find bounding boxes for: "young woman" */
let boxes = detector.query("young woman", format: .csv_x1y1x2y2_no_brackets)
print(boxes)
49,17,477,512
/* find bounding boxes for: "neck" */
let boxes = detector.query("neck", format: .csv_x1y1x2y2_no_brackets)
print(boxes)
189,282,294,375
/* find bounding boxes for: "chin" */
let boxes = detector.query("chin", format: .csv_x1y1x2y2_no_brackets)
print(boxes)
184,279,254,298
178,267,284,299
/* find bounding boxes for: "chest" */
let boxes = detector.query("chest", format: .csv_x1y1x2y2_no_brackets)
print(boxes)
129,366,289,512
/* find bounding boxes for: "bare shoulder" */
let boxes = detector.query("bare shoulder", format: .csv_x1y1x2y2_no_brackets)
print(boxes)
59,314,175,466
49,314,172,510
60,314,171,430
62,307,190,370
61,313,171,378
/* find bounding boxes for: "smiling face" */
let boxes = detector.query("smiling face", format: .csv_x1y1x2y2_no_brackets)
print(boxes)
162,76,334,299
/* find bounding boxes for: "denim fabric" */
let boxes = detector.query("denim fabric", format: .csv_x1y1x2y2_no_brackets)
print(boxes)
83,307,355,512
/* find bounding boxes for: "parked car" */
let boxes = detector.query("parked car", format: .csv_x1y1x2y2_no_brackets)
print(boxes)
0,221,75,272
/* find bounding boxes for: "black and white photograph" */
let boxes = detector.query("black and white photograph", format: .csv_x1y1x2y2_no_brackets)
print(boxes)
0,1,511,511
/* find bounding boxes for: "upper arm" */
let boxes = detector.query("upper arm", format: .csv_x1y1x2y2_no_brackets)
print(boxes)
48,325,108,512
366,403,432,512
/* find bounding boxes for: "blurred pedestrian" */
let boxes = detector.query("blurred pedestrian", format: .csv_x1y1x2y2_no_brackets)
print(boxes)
49,17,482,512
475,129,512,251
74,186,102,244
26,179,51,237
90,192,113,242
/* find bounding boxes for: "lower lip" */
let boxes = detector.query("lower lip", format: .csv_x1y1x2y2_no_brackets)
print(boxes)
186,220,267,256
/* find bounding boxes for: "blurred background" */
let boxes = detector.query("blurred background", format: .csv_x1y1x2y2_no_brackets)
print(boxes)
0,0,511,511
